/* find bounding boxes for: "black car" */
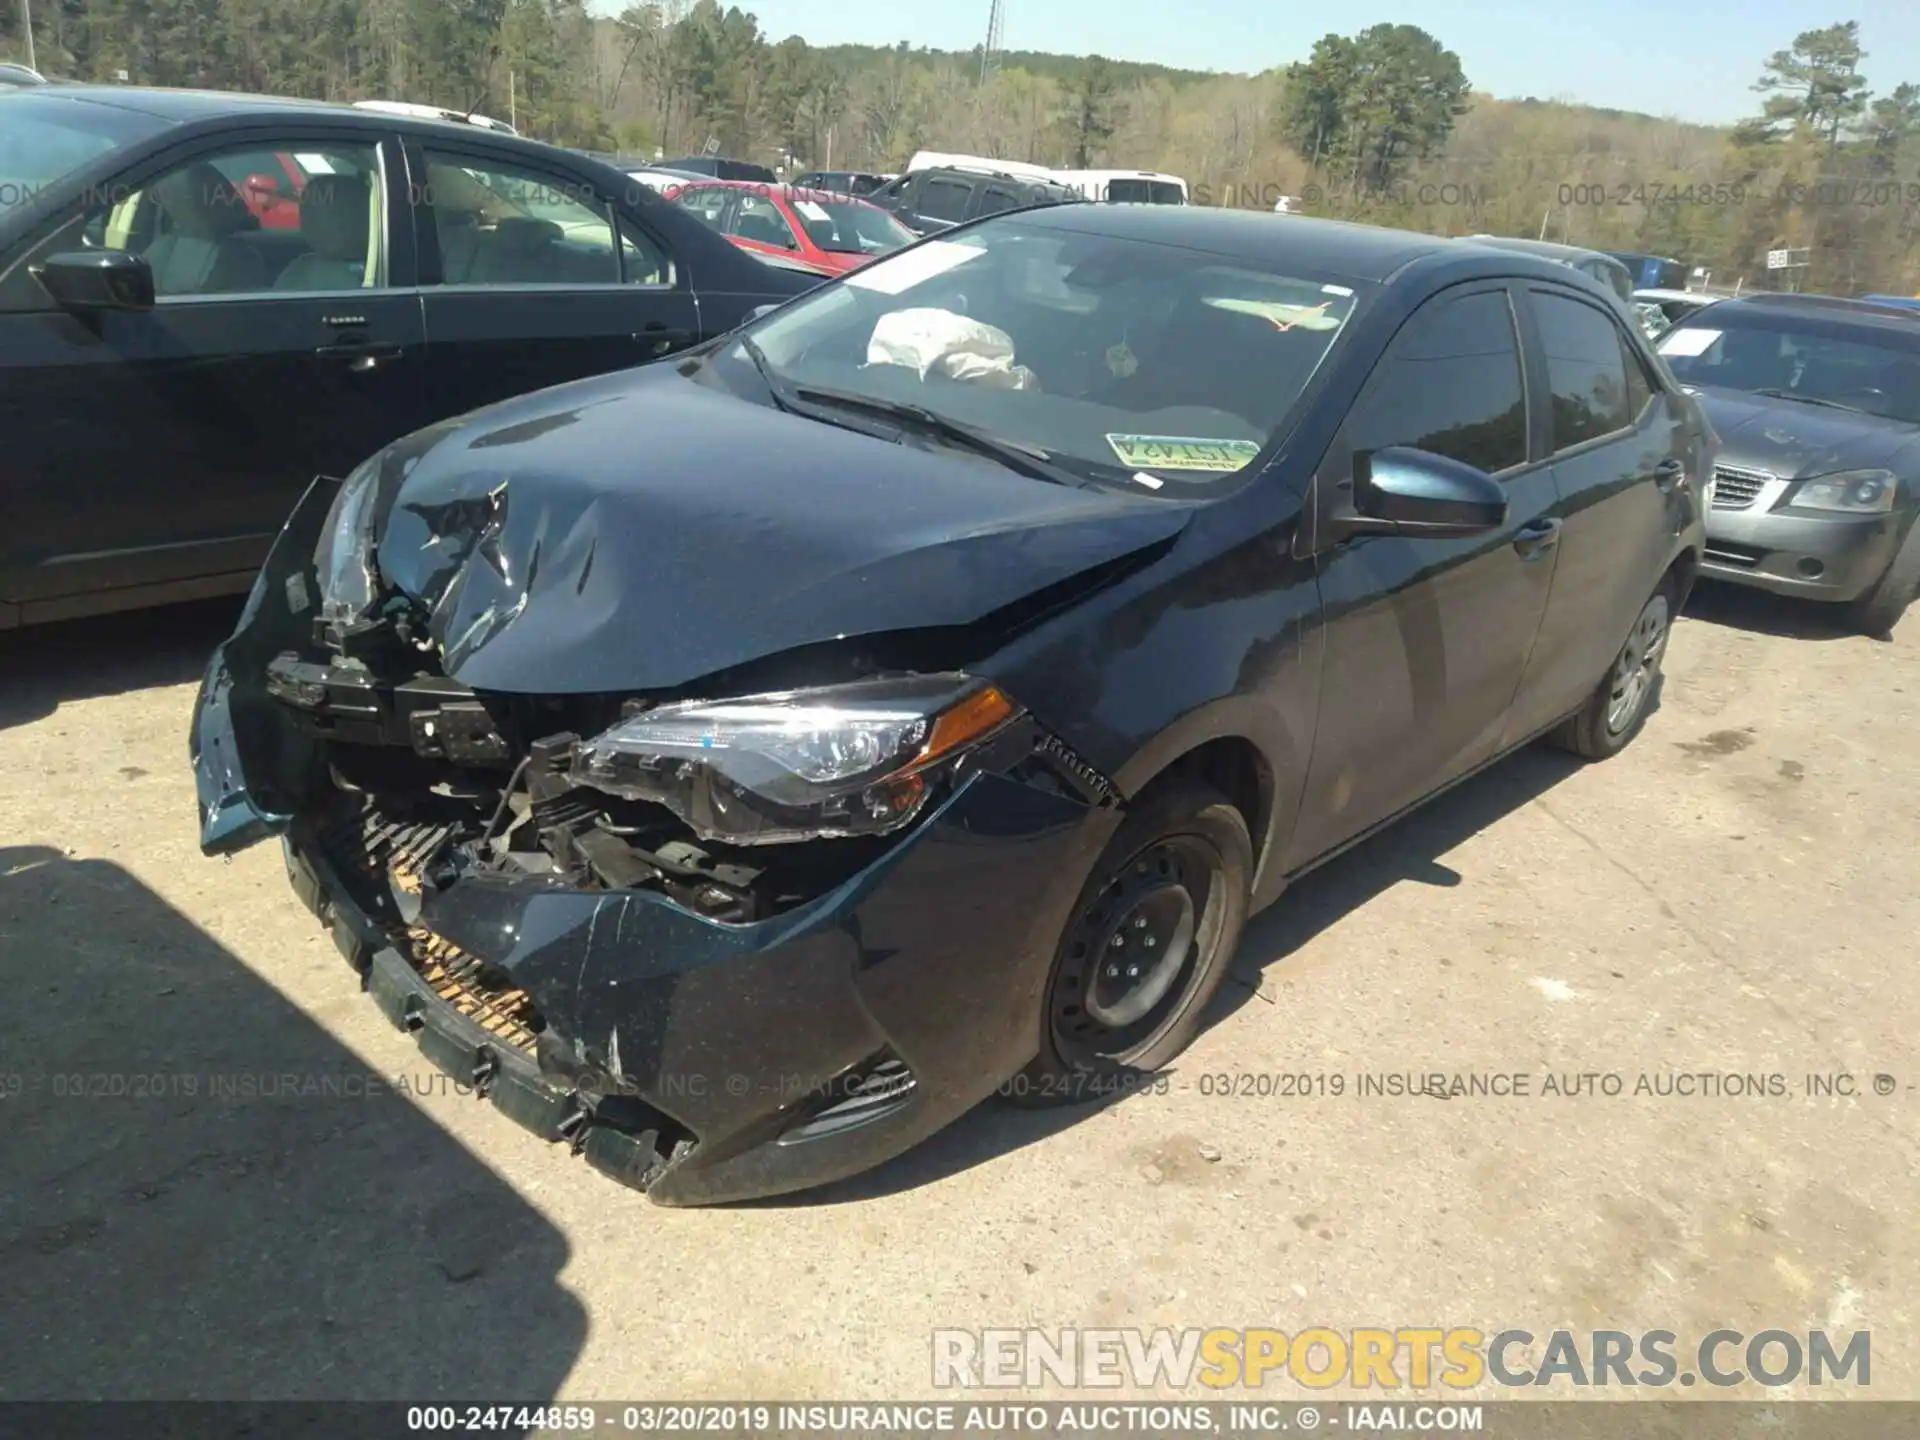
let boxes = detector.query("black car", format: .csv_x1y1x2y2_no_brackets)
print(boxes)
192,207,1707,1206
868,165,1083,236
0,85,818,629
1653,293,1920,635
656,155,778,184
791,170,890,198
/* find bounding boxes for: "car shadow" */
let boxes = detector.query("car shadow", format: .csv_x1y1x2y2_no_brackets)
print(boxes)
0,845,585,1401
0,598,242,732
751,738,1588,1208
1682,578,1858,641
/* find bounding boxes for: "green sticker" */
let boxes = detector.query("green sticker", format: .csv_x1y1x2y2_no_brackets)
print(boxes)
1106,434,1262,473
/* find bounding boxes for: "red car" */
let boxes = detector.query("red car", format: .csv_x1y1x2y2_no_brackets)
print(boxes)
664,180,916,276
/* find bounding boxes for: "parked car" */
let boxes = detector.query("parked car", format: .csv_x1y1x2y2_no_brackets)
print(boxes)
868,163,1083,236
666,179,917,276
656,155,777,183
790,170,890,198
192,205,1707,1206
1654,292,1920,635
1054,168,1190,204
1465,235,1637,306
0,84,820,629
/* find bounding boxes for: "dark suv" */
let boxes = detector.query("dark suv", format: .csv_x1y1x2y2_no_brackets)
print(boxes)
869,166,1082,236
656,156,778,184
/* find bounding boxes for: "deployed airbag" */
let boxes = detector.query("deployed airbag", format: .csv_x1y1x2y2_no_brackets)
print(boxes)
867,307,1040,391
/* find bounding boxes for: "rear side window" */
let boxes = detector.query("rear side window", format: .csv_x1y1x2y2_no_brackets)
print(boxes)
1345,288,1529,475
974,185,1022,217
1534,291,1632,450
917,178,973,224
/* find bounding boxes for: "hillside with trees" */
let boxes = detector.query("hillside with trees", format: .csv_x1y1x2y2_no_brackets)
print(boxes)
5,0,1918,293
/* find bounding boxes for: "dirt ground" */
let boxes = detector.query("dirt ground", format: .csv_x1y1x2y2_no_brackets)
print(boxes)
1,584,1915,1403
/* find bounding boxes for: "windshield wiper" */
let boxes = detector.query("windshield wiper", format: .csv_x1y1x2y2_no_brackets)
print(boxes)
791,385,1085,487
1751,388,1866,414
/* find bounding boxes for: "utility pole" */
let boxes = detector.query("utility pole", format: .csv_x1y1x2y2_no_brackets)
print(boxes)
20,0,36,74
980,0,1004,85
508,68,517,131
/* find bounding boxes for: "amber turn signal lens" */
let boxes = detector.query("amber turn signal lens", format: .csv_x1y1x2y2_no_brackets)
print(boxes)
916,685,1018,767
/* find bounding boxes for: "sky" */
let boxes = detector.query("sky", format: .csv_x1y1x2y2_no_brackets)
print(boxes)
723,0,1920,127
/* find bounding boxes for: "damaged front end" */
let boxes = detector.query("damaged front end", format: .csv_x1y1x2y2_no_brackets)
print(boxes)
191,473,1133,1205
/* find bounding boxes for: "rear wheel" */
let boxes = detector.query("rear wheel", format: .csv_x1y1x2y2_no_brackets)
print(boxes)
1550,577,1675,760
1845,524,1920,638
1007,777,1252,1108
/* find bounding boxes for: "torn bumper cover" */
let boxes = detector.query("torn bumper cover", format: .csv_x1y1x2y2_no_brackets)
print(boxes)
190,479,1126,1206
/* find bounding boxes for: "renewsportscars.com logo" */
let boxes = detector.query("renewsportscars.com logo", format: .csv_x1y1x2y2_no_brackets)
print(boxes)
931,1327,1871,1391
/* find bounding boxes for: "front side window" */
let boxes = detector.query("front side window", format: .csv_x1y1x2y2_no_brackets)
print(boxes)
72,140,385,297
727,193,799,250
916,179,973,224
1345,288,1528,474
1533,290,1633,450
422,152,618,285
1657,310,1920,425
731,219,1366,491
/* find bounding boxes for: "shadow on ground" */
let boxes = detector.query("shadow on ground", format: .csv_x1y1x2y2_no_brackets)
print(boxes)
0,598,243,732
0,846,585,1400
1683,578,1862,642
761,738,1587,1207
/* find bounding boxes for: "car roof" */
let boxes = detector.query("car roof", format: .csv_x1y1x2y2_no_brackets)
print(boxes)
1012,206,1456,282
1463,234,1624,268
1633,288,1713,302
1711,292,1920,331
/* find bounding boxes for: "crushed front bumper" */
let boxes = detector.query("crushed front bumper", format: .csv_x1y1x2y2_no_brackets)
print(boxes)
188,481,1119,1206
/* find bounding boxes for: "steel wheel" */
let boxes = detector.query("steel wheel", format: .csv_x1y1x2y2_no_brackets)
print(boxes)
1048,834,1228,1068
1606,592,1670,735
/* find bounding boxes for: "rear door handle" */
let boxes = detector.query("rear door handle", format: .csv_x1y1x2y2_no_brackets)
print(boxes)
1653,458,1685,492
1513,517,1562,560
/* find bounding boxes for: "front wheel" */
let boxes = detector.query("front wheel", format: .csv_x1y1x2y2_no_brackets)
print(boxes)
1550,577,1675,760
1006,777,1252,1109
1845,524,1920,638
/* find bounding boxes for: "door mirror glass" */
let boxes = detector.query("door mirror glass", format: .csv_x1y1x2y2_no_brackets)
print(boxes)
1350,446,1508,537
35,250,156,312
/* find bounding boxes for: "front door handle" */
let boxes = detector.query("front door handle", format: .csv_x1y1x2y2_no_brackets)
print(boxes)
1513,517,1562,560
635,323,694,352
1653,458,1685,492
315,340,403,373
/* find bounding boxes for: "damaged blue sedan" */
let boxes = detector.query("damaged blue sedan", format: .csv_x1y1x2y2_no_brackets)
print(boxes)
192,208,1708,1204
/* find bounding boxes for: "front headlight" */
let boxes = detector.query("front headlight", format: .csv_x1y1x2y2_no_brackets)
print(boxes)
1791,469,1898,515
573,675,1022,846
312,456,382,625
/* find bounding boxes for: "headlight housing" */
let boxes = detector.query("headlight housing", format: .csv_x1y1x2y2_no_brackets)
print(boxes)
573,675,1022,846
312,456,382,625
1791,469,1898,515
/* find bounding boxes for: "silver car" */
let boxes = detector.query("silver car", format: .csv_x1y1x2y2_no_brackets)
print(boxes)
1654,293,1920,636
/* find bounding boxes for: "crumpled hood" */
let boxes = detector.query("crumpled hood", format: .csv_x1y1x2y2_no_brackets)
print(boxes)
1694,387,1920,478
368,364,1194,693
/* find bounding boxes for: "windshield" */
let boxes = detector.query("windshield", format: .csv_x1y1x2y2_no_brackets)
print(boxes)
1658,310,1920,425
0,95,170,215
1104,179,1186,205
787,191,915,255
726,217,1365,491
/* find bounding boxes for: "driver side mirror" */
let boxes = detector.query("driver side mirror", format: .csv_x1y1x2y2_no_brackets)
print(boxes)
244,172,285,201
34,250,156,313
1335,446,1508,541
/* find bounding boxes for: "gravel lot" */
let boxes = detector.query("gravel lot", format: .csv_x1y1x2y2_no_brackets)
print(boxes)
3,585,1915,1402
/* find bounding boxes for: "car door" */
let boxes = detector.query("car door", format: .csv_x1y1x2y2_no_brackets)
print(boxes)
1499,284,1696,745
1285,282,1565,867
903,174,976,234
408,140,699,419
0,128,425,619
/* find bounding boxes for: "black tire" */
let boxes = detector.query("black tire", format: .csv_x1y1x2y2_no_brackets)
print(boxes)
1845,523,1920,639
1550,574,1677,761
1005,777,1252,1109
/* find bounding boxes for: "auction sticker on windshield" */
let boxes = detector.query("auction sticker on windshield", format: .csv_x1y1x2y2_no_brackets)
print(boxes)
1107,435,1262,472
844,240,983,294
1659,328,1720,357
